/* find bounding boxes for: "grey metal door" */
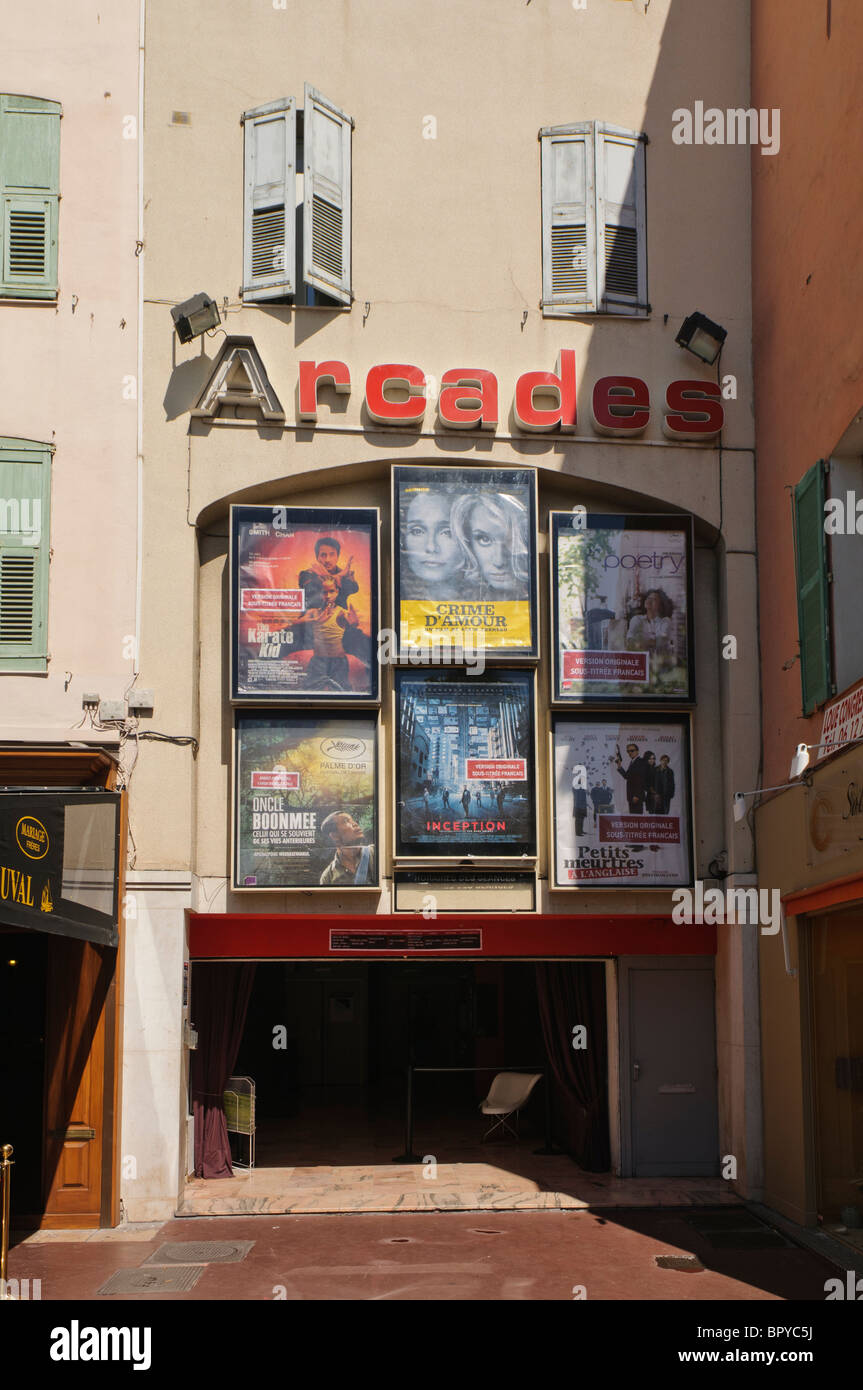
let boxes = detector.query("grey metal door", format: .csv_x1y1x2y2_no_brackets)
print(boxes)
629,967,718,1177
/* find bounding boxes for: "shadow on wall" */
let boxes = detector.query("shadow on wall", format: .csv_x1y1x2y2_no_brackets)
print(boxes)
164,345,216,421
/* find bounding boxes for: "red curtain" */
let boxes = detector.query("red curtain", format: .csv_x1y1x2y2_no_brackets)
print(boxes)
535,962,610,1171
191,963,256,1179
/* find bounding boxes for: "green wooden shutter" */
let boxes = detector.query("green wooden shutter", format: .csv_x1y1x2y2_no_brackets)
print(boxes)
0,438,51,671
793,460,832,714
0,95,61,299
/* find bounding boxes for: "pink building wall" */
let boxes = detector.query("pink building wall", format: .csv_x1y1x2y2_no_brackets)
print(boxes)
752,0,863,788
0,1,139,735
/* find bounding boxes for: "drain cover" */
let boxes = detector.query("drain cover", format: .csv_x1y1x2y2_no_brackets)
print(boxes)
655,1255,704,1272
684,1212,788,1250
99,1266,203,1295
143,1240,254,1266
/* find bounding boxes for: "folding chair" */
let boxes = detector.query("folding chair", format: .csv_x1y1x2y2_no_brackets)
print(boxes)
479,1072,542,1142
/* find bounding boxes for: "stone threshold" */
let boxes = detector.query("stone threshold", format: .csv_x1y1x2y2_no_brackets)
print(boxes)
177,1166,741,1217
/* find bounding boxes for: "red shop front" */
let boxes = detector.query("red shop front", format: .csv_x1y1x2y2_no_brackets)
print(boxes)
185,912,719,1181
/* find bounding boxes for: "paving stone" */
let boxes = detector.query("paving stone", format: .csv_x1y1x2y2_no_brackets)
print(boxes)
143,1240,255,1265
98,1266,204,1294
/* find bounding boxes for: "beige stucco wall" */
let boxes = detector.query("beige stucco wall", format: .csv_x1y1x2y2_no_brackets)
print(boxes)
0,0,139,734
137,0,756,879
126,0,760,1217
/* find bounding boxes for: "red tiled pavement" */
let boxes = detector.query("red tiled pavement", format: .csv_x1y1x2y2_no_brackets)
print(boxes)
8,1207,841,1301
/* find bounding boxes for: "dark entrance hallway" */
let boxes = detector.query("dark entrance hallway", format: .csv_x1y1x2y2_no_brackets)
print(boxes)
182,957,739,1215
0,930,47,1221
231,961,556,1167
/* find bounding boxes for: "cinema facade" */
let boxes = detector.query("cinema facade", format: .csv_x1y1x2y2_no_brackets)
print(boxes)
123,0,761,1222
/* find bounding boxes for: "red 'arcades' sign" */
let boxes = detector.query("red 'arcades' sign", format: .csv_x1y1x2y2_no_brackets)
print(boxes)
296,349,723,440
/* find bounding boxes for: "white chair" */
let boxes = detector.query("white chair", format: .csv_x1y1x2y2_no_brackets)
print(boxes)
479,1072,543,1142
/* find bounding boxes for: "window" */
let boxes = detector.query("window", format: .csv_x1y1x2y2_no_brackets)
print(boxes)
0,95,61,300
815,455,863,704
242,85,352,306
0,437,52,672
794,456,863,712
540,121,647,317
792,459,832,714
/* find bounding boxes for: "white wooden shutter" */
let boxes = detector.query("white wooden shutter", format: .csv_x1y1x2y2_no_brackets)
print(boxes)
242,98,295,302
541,124,596,314
0,95,61,299
595,124,647,316
302,85,352,304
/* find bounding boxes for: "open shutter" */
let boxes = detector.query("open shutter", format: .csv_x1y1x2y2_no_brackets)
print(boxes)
595,124,647,315
302,85,352,304
0,438,51,671
0,95,60,299
541,124,596,314
242,98,295,302
793,460,832,714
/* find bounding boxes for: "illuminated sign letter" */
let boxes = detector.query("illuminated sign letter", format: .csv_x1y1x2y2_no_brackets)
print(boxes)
663,379,724,440
513,349,577,432
365,363,427,424
591,376,650,436
297,360,351,422
437,368,499,430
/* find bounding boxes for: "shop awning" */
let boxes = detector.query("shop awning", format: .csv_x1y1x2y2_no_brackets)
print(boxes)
0,791,122,947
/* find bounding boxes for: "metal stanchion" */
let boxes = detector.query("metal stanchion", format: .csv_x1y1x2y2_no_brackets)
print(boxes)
0,1144,16,1300
392,1065,420,1162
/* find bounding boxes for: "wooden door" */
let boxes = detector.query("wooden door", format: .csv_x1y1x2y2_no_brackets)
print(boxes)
811,910,863,1223
41,939,112,1227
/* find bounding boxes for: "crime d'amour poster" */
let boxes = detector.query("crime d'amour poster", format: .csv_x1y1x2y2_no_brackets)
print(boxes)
552,714,693,888
230,504,379,701
395,670,536,857
550,513,694,702
234,714,378,889
393,465,538,658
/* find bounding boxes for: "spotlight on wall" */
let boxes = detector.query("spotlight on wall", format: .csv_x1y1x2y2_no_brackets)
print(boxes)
171,292,221,344
731,778,807,821
675,310,727,365
789,735,863,780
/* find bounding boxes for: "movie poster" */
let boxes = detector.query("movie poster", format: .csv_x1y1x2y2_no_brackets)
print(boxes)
550,513,694,702
393,466,538,658
234,714,378,889
395,670,536,857
552,715,693,888
231,505,379,701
